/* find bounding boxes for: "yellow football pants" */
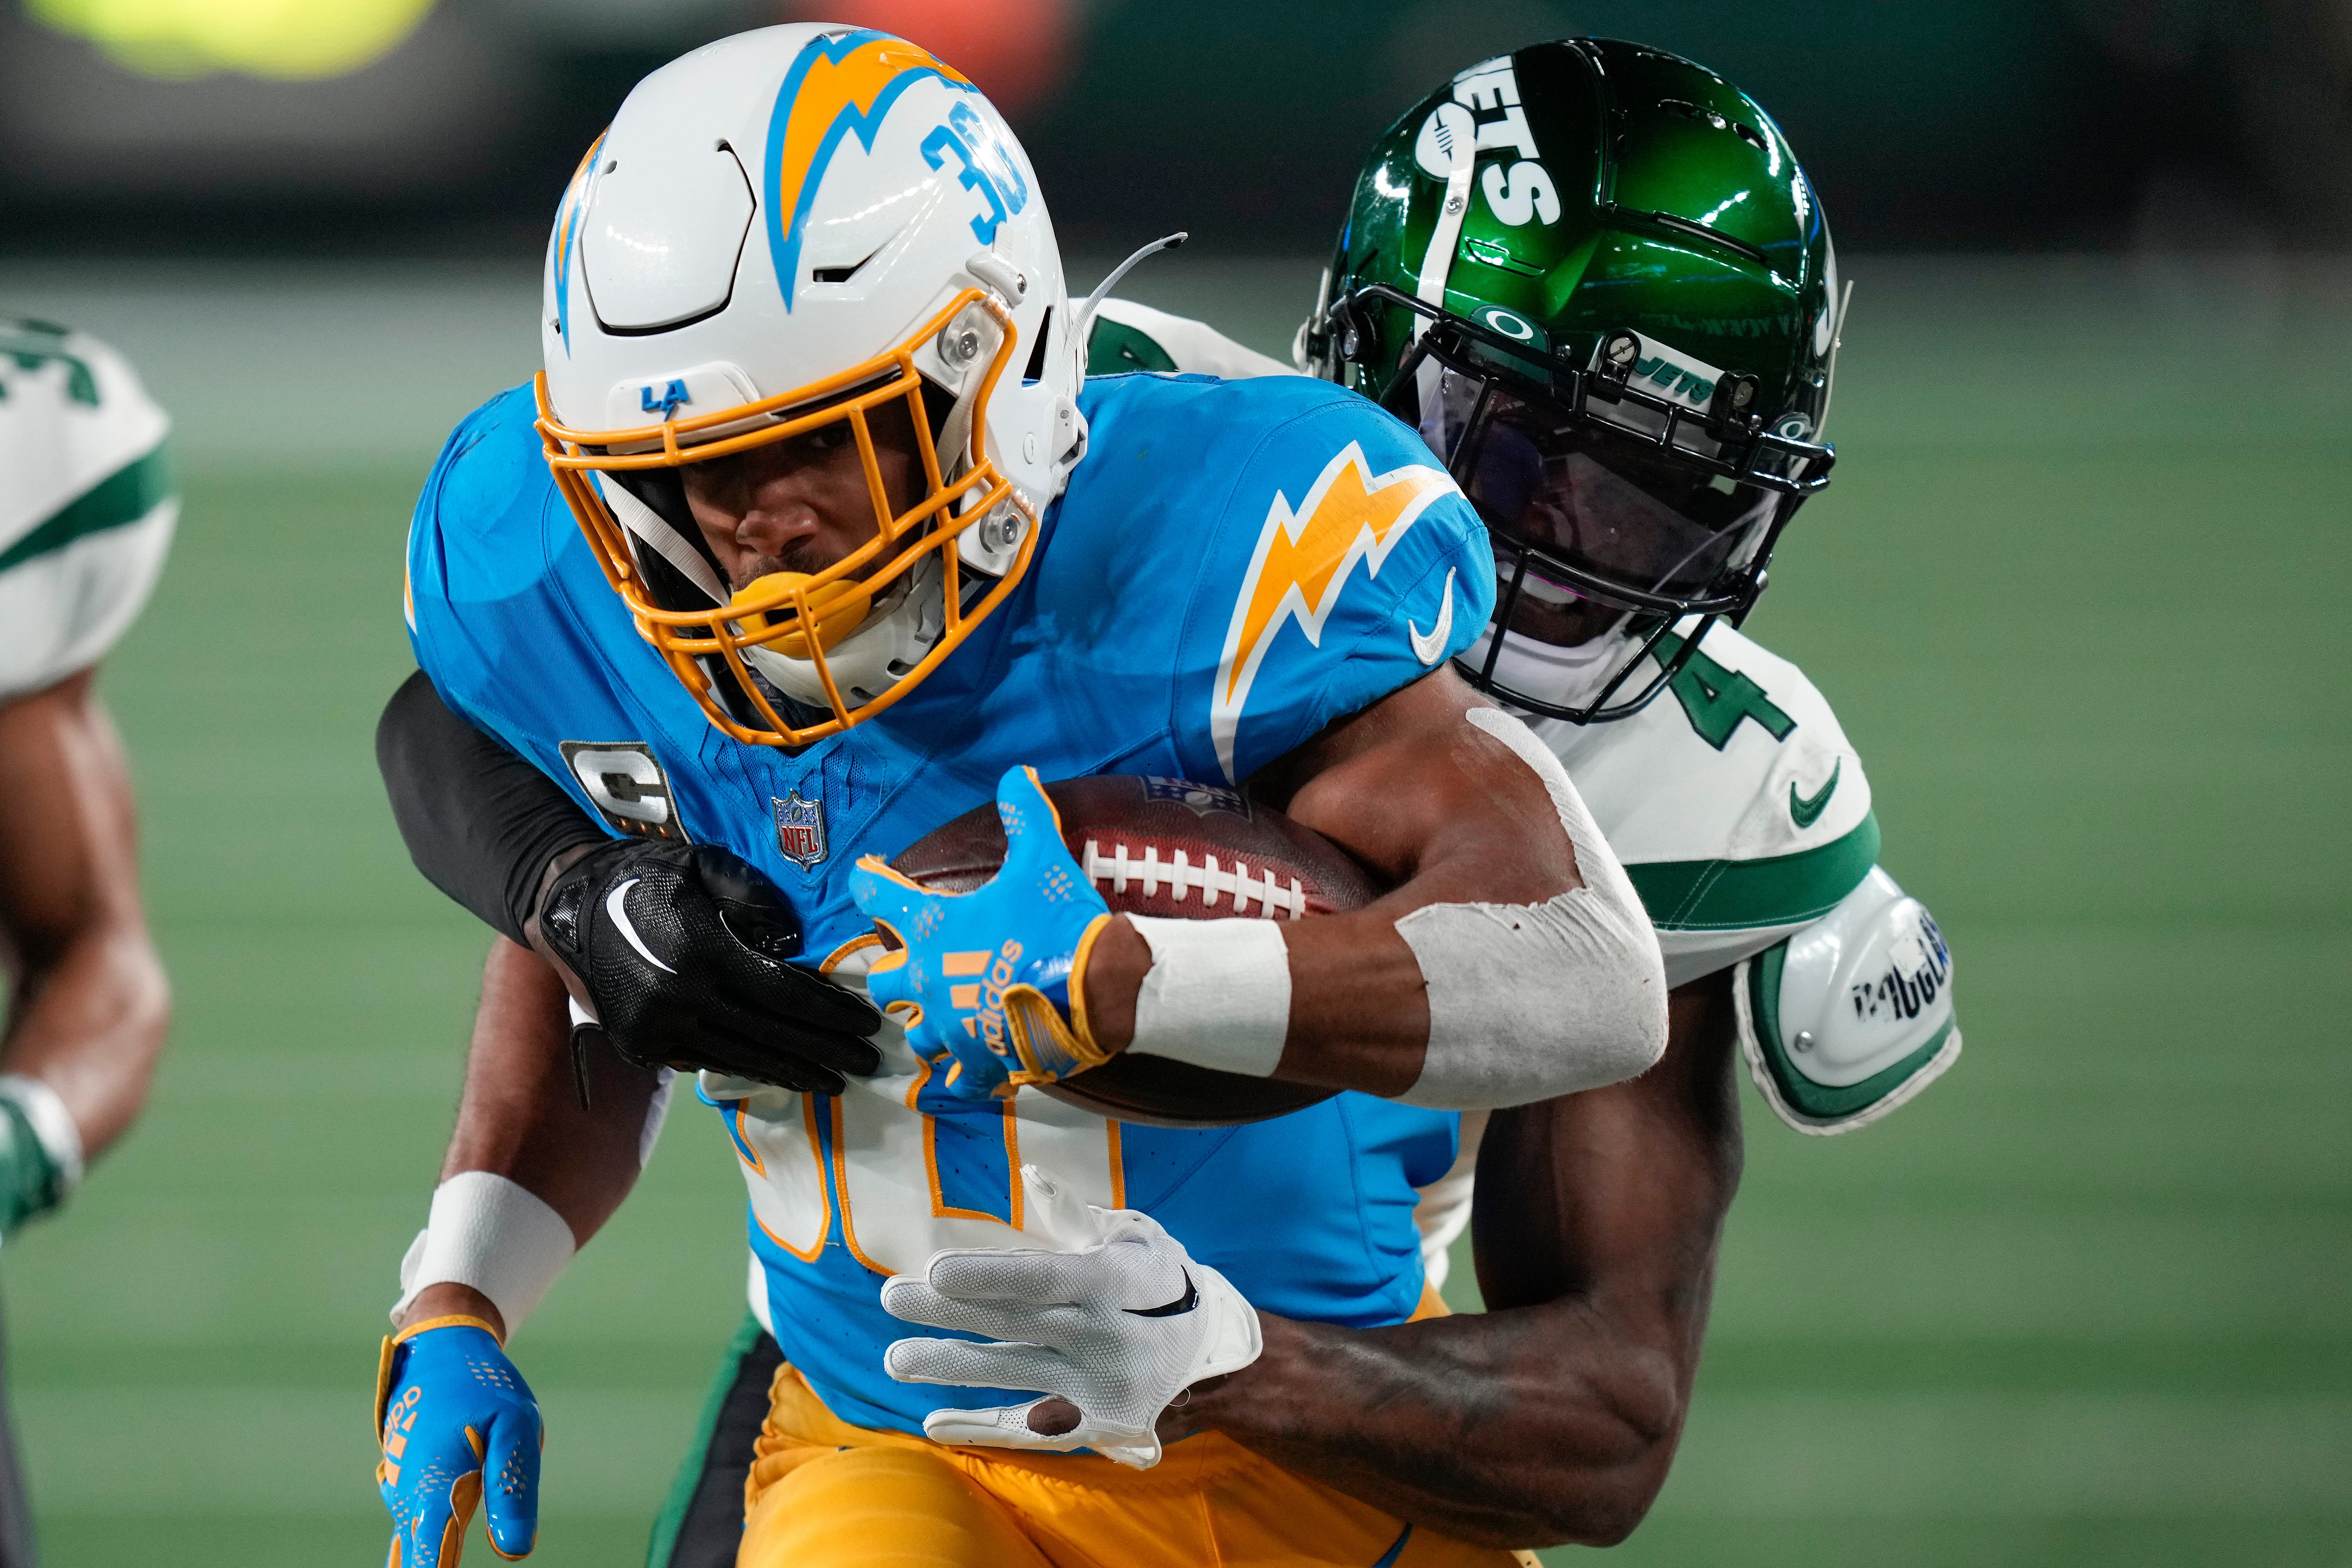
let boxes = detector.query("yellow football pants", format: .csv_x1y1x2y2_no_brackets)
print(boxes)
742,1293,1541,1568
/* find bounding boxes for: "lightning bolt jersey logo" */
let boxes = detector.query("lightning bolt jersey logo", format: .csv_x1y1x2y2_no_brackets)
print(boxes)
764,30,972,312
1211,442,1460,781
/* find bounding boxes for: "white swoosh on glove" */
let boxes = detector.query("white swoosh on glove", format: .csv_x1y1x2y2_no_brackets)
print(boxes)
606,878,676,974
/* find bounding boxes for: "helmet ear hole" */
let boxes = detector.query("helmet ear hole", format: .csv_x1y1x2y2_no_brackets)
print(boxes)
1022,306,1054,384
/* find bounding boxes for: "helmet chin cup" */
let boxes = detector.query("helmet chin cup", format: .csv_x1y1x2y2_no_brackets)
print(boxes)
743,556,948,709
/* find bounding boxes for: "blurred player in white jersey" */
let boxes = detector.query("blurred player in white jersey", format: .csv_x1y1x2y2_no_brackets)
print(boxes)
0,316,176,1566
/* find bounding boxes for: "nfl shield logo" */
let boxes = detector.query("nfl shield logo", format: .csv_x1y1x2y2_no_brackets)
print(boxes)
773,791,828,869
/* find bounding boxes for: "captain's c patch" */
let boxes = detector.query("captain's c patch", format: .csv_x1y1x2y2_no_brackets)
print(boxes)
560,740,686,841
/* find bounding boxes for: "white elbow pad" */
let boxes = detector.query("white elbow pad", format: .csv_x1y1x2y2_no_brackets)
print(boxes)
1393,709,1669,1109
1736,866,1960,1135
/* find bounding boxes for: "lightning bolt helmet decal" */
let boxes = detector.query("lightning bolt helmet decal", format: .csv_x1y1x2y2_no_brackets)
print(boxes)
1211,442,1461,781
764,30,974,312
551,129,608,354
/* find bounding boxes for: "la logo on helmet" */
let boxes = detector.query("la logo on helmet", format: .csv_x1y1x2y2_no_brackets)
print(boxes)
639,379,691,418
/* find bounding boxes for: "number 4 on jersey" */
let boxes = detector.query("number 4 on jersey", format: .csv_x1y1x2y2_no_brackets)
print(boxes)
1653,630,1794,751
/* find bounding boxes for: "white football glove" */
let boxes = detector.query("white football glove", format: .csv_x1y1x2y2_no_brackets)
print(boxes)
880,1163,1262,1469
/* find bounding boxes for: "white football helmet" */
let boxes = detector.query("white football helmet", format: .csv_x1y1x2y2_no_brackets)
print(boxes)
535,24,1087,746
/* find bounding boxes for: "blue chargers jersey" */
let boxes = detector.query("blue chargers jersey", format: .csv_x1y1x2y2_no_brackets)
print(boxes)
406,370,1496,1436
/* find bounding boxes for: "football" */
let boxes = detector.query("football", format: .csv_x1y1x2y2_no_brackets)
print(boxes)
888,774,1379,1127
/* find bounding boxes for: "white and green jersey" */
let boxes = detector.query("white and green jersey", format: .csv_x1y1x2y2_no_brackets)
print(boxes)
1085,305,1957,1190
0,318,176,704
1530,622,1874,987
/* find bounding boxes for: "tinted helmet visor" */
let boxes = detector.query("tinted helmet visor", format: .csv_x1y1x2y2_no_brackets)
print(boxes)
1386,357,1775,621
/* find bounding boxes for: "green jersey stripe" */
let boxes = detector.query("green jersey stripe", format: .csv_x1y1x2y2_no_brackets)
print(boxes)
0,442,174,577
1626,812,1880,932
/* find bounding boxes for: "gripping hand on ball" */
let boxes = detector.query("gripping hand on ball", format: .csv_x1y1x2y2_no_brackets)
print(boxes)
852,767,1116,1099
376,1317,541,1566
881,1164,1262,1469
537,839,881,1093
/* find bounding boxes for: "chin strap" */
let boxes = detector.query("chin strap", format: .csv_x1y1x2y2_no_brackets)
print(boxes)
597,473,729,606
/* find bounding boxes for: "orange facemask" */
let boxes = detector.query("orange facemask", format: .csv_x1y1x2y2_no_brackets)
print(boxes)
535,287,1035,748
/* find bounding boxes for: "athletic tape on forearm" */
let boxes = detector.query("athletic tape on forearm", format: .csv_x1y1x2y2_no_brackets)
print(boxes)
0,1076,83,1191
1122,914,1291,1077
389,1171,578,1334
568,997,674,1168
640,1067,676,1168
1390,708,1668,1109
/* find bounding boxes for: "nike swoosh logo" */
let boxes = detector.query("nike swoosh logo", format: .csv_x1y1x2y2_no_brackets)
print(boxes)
1789,757,1842,829
1408,567,1456,666
606,878,676,973
1124,1267,1199,1318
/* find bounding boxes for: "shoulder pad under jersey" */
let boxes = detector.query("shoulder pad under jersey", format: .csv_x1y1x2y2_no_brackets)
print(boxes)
1087,298,1300,381
1735,866,1960,1135
1059,373,1493,785
0,319,175,702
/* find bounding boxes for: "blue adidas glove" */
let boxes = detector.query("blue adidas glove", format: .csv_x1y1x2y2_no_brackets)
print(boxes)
376,1316,542,1567
852,766,1116,1100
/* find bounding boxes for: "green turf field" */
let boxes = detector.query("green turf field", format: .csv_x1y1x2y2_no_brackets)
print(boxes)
1,255,2345,1565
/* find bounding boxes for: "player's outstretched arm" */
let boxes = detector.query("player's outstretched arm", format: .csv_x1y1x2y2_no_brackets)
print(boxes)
1166,970,1743,1549
380,937,665,1566
1083,666,1667,1107
401,937,666,1332
0,669,169,1230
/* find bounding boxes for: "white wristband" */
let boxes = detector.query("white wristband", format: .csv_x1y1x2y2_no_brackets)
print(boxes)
0,1075,83,1191
1122,914,1291,1077
389,1171,577,1334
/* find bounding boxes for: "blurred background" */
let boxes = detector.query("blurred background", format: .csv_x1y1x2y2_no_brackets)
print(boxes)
1,1,2348,1565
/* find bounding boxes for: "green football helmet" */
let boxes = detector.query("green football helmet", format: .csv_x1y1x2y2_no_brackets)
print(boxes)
1300,38,1845,723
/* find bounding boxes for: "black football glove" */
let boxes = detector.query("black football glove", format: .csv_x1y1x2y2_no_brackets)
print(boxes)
537,838,882,1092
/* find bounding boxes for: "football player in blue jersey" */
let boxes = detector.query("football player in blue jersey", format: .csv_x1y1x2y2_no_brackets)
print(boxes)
371,25,1677,1568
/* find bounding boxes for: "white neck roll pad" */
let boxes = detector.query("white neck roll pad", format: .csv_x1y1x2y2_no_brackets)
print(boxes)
1124,913,1292,1078
1390,707,1668,1109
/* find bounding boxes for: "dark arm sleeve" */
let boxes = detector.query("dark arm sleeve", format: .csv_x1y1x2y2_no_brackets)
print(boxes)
375,670,607,947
